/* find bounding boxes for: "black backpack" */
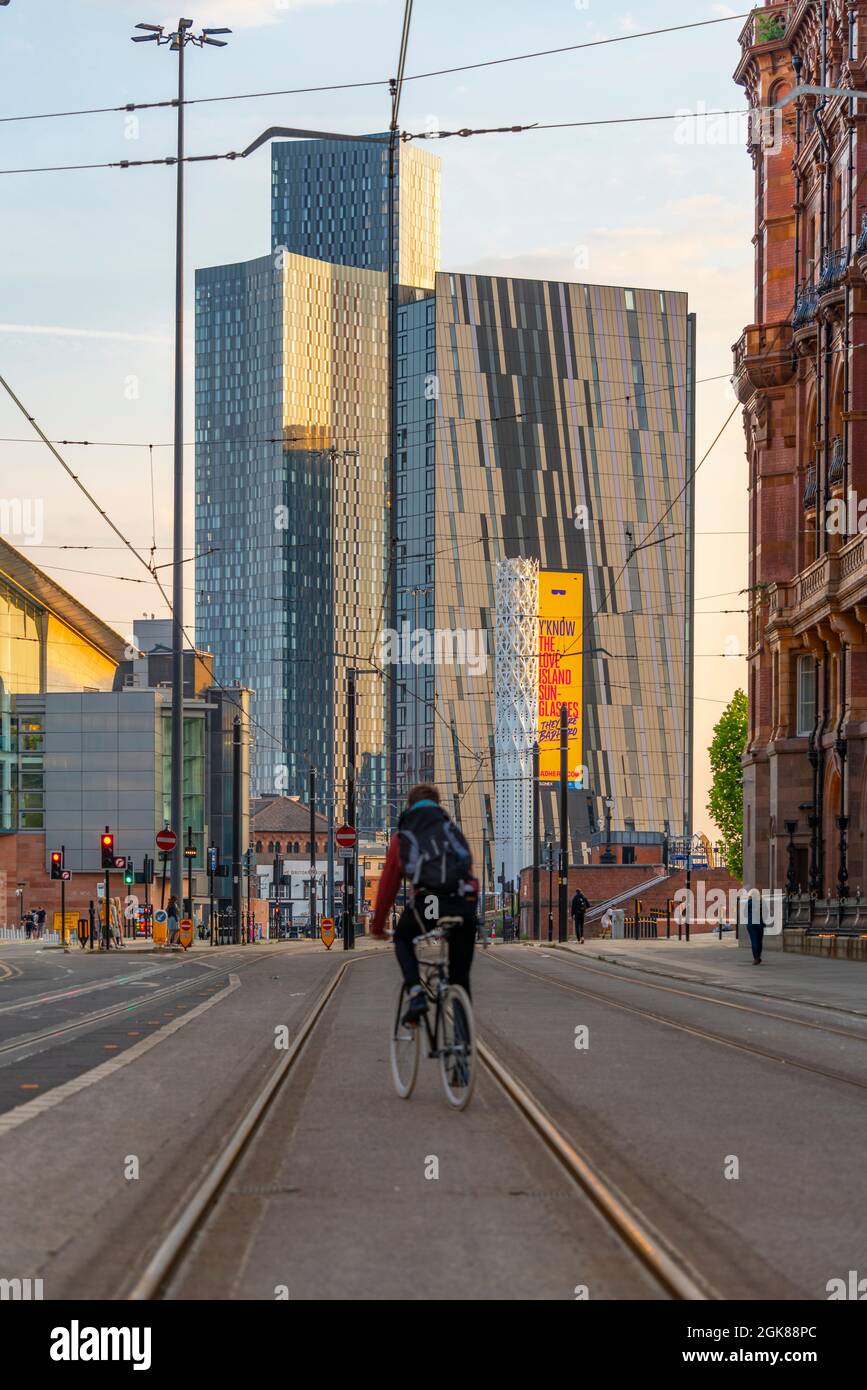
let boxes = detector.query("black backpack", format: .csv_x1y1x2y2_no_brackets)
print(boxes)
397,803,472,894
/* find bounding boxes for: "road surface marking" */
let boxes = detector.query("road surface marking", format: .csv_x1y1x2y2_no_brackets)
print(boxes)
0,974,240,1137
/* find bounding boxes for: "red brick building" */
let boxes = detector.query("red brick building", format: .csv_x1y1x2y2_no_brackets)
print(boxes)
734,3,867,906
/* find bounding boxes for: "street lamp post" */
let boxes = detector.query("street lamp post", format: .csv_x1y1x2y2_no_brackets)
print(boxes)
601,797,615,863
131,19,231,908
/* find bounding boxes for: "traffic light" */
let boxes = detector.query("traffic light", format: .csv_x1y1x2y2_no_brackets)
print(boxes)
50,849,63,880
100,831,114,868
124,858,134,886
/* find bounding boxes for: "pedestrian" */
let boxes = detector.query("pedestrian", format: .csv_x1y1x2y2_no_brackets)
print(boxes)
24,911,33,940
37,906,46,938
744,892,765,965
570,887,590,943
166,895,180,947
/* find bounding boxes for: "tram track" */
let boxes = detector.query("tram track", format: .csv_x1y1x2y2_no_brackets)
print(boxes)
484,951,867,1095
0,956,257,1063
126,954,715,1302
542,945,867,1039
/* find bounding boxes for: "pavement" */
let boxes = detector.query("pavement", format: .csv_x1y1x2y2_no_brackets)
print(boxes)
1,934,865,1300
540,934,867,1018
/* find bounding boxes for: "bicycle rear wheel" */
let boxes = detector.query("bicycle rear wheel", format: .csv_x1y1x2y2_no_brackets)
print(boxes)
439,984,476,1109
390,983,420,1099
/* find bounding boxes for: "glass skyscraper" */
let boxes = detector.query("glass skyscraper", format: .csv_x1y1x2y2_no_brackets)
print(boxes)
195,139,439,828
196,134,694,866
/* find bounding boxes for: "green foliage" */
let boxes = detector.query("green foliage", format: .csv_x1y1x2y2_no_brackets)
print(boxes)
707,689,748,882
754,11,786,44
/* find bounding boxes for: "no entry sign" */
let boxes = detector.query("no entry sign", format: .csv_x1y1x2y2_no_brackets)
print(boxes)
156,829,177,853
335,824,356,851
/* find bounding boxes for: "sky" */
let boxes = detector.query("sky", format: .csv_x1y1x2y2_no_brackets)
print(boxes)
0,0,755,839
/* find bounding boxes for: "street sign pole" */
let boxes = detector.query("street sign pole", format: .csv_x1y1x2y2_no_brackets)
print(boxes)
559,703,569,944
104,864,111,951
186,824,193,922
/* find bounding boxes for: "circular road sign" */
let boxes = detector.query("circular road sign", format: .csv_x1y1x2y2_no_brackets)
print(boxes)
156,829,177,853
335,824,356,851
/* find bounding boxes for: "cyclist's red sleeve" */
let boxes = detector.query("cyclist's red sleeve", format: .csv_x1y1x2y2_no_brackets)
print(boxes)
372,834,402,934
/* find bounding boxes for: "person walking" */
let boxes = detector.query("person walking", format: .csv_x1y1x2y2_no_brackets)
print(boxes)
744,892,765,965
570,887,590,943
166,895,180,948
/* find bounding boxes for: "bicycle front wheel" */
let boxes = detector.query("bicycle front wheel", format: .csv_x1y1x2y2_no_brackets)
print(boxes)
439,984,476,1110
390,983,420,1099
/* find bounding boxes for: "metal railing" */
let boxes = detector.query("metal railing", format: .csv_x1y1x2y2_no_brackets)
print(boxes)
818,247,849,292
803,465,817,510
828,435,845,487
793,283,819,328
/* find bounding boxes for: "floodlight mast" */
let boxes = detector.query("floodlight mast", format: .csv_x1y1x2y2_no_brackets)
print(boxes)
130,19,232,909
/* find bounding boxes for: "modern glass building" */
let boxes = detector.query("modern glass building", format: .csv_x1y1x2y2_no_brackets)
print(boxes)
196,135,694,869
196,140,439,828
394,276,696,871
271,136,439,289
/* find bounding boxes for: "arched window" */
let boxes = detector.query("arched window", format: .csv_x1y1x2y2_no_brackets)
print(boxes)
255,841,262,853
267,841,274,853
275,841,281,853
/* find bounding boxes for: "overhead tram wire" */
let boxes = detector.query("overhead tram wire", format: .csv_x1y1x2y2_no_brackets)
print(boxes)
0,373,296,764
0,105,749,176
0,14,751,128
0,366,745,452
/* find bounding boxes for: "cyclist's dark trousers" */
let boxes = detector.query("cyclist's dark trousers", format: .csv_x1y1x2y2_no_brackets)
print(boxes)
394,896,476,997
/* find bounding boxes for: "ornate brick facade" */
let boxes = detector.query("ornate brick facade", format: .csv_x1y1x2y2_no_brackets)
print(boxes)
735,2,867,902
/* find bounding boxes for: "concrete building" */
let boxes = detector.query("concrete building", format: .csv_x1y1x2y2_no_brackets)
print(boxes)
0,622,250,926
733,3,867,923
0,536,125,834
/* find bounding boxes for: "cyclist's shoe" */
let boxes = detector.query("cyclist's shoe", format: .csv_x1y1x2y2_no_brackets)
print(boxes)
402,986,429,1026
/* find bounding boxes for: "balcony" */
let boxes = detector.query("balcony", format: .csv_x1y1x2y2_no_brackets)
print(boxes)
803,465,817,512
738,6,787,54
731,321,795,403
817,249,849,321
792,283,819,351
818,247,849,293
828,435,845,489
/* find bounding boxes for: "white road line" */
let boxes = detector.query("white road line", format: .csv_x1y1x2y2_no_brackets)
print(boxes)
0,974,241,1138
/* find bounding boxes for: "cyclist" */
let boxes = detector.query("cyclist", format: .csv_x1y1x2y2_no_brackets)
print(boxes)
371,784,479,1024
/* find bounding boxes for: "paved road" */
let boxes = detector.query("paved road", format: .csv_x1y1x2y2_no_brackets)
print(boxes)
0,938,863,1300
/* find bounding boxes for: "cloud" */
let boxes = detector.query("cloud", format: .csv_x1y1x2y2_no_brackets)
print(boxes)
152,0,354,29
0,324,171,344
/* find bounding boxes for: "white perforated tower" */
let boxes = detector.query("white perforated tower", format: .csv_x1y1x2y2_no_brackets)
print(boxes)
494,558,539,893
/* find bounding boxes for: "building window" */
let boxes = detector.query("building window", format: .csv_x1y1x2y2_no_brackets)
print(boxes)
255,840,262,853
797,655,816,736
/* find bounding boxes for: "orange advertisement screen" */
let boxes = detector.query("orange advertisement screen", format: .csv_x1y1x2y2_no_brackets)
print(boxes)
538,571,583,783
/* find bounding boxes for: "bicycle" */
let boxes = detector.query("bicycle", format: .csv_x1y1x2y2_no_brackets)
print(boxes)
389,916,476,1110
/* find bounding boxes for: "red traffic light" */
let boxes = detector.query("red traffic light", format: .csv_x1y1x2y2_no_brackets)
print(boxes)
101,831,115,869
51,851,62,864
50,849,65,880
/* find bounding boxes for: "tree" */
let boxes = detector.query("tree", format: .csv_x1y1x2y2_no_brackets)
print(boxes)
707,689,748,881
